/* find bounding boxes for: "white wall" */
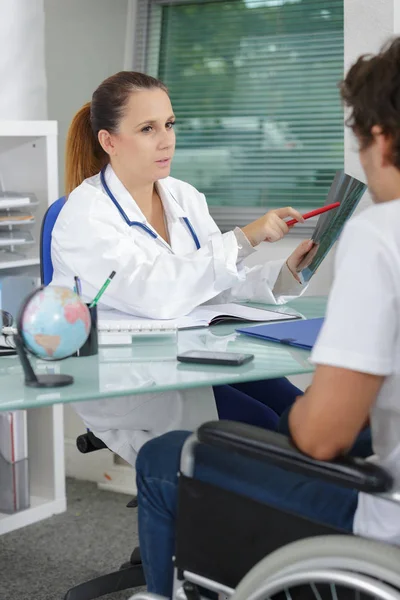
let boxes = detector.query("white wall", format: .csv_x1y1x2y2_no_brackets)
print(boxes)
44,0,129,196
396,0,400,32
0,0,47,120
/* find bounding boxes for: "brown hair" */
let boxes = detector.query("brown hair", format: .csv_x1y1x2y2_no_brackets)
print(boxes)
340,36,400,168
65,72,168,194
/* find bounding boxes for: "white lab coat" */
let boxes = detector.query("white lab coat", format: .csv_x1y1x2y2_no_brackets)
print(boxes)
51,165,304,465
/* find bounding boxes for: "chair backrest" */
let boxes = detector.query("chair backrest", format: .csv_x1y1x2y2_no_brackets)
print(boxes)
40,197,66,285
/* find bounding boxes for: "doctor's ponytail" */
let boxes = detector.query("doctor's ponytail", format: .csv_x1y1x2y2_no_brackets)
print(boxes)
65,102,107,195
65,72,168,196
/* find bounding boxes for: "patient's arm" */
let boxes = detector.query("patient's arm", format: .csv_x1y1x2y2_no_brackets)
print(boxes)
288,365,383,461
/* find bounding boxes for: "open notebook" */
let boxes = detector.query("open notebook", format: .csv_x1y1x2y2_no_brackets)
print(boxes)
98,303,300,345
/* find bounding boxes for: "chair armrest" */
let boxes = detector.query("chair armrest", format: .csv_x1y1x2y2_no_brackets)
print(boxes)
197,421,393,494
76,432,107,453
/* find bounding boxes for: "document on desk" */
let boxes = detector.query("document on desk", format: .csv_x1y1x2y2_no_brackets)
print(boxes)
98,303,300,345
186,303,299,327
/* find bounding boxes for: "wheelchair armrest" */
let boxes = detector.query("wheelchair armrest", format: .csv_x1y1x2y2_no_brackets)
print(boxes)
197,421,393,494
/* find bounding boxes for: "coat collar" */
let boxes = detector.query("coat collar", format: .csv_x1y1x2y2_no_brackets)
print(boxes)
103,164,186,225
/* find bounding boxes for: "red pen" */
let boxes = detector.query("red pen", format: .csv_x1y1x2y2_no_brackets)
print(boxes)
286,202,340,227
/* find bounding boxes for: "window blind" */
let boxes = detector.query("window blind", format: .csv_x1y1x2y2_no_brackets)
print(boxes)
134,0,344,231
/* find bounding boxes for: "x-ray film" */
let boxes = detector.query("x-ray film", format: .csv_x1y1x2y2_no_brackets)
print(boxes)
297,170,367,283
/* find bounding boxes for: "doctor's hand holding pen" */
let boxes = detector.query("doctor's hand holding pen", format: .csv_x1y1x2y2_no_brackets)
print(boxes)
241,206,314,284
241,206,304,245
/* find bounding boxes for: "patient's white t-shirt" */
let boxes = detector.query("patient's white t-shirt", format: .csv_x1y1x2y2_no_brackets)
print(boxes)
311,199,400,545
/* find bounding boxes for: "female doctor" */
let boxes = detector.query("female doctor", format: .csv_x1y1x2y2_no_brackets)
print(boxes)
51,71,313,466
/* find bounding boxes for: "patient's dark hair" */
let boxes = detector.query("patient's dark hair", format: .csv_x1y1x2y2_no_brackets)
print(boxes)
65,72,168,195
339,36,400,168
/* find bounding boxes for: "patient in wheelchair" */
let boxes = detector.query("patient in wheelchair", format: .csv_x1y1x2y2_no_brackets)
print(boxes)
134,37,400,598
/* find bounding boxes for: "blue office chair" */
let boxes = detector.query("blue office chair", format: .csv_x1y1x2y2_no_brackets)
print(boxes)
39,197,144,599
40,196,66,286
40,196,109,453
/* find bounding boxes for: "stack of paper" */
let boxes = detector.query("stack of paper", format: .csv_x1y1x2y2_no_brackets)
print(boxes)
0,197,31,209
98,303,300,345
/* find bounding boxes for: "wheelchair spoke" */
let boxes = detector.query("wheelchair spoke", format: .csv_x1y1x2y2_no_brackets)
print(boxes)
284,588,293,600
267,580,393,600
330,583,339,600
311,582,324,600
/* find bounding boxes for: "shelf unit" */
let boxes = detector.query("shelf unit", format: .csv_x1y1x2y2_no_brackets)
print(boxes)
0,121,58,274
0,121,66,535
0,257,40,271
0,404,66,535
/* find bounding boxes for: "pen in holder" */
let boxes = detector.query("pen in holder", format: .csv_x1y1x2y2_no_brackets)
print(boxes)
77,304,98,357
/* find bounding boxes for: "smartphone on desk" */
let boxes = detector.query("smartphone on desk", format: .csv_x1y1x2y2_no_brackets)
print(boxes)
177,350,254,366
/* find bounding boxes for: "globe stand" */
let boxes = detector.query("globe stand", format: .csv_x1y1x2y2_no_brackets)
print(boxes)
14,335,74,388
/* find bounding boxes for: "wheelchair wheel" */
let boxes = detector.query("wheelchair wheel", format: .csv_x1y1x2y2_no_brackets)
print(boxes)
232,535,400,600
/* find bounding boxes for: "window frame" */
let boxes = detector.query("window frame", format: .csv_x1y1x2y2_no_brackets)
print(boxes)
133,0,343,234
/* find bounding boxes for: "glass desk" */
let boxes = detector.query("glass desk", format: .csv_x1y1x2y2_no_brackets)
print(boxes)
0,296,327,413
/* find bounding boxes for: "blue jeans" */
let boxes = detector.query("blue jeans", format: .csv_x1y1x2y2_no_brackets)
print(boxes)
214,377,302,430
215,380,373,457
136,430,359,597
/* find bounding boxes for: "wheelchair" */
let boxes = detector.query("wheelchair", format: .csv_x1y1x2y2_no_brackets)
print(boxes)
129,420,400,600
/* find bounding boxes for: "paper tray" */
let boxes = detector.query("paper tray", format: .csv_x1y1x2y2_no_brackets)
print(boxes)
0,215,35,227
0,231,35,247
0,192,39,211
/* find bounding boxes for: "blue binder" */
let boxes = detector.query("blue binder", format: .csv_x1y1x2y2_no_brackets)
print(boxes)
236,318,324,350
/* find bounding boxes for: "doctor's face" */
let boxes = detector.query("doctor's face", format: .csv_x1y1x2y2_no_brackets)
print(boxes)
110,88,176,183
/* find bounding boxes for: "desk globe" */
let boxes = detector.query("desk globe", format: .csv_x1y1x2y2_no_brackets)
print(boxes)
15,286,91,387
